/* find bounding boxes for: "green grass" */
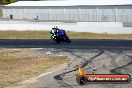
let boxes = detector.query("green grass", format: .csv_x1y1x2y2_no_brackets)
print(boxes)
0,30,132,39
0,48,68,88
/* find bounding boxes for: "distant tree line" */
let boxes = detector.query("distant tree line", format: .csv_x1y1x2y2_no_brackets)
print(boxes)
1,0,17,5
0,0,54,5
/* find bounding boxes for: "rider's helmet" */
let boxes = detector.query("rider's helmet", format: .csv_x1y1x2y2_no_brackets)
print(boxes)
55,26,58,29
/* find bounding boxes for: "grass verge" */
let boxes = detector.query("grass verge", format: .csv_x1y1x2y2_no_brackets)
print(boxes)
0,30,132,39
67,31,132,39
0,7,2,17
0,48,68,88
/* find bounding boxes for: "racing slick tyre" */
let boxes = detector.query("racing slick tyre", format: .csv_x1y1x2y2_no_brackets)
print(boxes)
64,35,71,43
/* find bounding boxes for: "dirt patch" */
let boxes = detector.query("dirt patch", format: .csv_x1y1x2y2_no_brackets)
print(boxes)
0,48,68,88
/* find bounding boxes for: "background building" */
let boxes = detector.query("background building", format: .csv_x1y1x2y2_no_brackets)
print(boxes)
2,0,132,22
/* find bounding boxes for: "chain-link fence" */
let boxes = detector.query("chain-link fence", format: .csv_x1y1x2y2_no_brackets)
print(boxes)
2,6,132,22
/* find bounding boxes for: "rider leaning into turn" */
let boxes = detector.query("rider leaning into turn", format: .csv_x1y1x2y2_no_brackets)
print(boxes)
50,26,71,43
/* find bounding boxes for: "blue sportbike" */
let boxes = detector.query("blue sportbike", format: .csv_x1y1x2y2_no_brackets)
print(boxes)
50,29,71,44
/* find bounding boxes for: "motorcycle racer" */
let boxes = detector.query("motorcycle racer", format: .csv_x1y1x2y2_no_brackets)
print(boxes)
50,27,57,39
50,26,71,43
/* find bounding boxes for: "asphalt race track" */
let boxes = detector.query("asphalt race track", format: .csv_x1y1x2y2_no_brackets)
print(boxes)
0,39,132,48
2,39,132,88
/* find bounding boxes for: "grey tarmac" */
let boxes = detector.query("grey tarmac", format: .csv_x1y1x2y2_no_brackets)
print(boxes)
2,39,132,88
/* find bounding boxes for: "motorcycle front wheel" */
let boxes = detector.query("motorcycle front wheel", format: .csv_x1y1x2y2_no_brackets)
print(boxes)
64,35,71,43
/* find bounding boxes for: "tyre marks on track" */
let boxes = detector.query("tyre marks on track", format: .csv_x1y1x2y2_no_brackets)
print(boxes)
103,50,132,74
54,49,104,88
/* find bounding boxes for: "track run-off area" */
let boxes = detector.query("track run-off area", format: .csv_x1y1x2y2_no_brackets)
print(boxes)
2,39,132,88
